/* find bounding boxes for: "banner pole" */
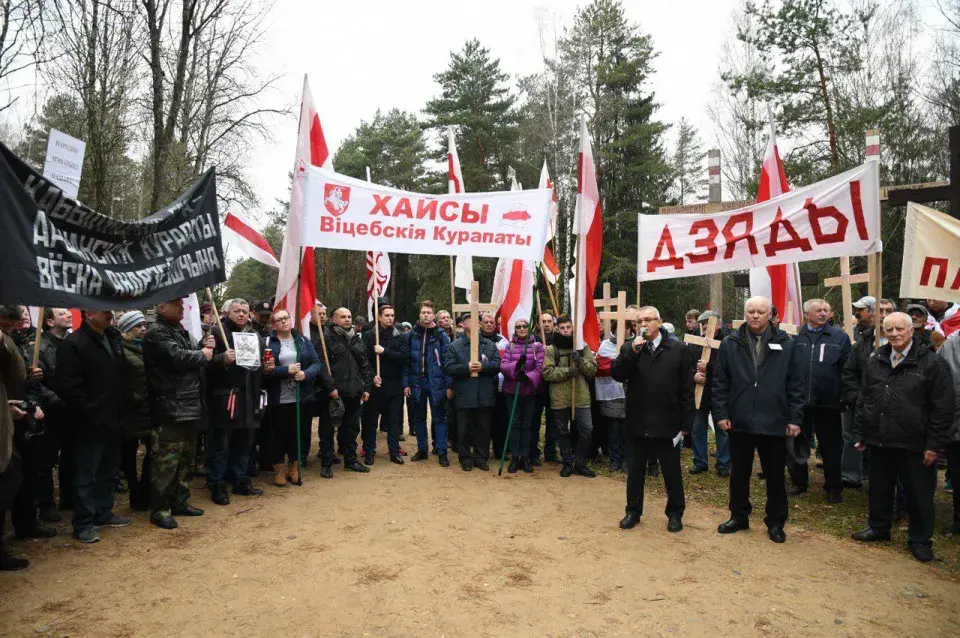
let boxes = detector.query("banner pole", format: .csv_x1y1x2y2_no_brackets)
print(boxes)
206,287,231,349
30,307,45,368
570,240,579,418
449,256,456,310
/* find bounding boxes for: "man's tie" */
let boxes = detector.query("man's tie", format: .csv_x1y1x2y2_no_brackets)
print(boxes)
892,351,904,368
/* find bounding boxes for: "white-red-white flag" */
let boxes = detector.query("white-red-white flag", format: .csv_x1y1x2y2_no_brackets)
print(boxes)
366,251,391,321
572,115,603,351
448,128,474,300
491,170,536,338
181,292,204,343
538,161,561,285
223,211,280,268
275,76,329,336
748,113,803,326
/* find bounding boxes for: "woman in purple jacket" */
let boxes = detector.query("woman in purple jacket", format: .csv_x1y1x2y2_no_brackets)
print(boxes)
500,319,545,474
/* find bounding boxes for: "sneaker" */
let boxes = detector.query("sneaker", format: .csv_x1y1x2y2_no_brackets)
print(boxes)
233,481,263,496
411,450,429,462
320,465,334,479
75,527,100,543
909,543,934,563
460,458,474,472
439,455,450,468
560,464,573,478
363,454,375,466
689,465,708,475
99,514,132,528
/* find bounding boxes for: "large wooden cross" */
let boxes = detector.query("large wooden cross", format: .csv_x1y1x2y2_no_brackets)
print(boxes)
593,283,619,339
823,257,870,341
596,289,632,345
683,315,721,409
452,280,499,377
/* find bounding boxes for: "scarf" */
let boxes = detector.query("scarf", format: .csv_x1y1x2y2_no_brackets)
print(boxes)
334,325,356,340
552,333,574,350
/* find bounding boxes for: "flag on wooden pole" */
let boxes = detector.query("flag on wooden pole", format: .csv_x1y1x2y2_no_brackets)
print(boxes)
748,112,803,326
223,211,280,268
572,115,603,351
275,75,328,336
366,251,391,321
539,161,561,285
491,169,536,338
448,128,474,300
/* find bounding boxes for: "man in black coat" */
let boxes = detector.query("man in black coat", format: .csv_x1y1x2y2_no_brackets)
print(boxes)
54,310,131,543
324,308,373,475
611,307,694,533
789,299,851,502
851,312,956,563
206,299,269,505
712,296,805,544
143,298,227,529
361,303,408,465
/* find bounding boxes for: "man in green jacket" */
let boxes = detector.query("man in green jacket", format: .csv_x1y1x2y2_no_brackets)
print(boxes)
542,315,597,478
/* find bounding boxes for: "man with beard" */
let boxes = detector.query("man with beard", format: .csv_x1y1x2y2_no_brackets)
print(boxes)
54,309,130,543
712,296,805,544
851,312,955,562
361,303,408,465
403,301,452,467
479,312,510,459
206,299,267,504
613,306,694,533
323,307,373,475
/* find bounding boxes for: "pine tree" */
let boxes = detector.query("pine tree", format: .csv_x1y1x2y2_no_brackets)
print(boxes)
670,118,708,205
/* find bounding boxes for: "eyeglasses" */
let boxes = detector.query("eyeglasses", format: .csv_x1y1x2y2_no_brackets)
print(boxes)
273,316,291,323
516,324,529,329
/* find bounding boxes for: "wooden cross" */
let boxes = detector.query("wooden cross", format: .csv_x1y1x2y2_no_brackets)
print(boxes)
823,257,870,341
597,290,635,346
593,283,618,339
732,302,799,336
683,315,721,409
452,280,499,377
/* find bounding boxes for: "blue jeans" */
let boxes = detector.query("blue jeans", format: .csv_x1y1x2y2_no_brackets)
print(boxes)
206,427,253,488
72,435,121,534
692,410,729,470
414,391,447,455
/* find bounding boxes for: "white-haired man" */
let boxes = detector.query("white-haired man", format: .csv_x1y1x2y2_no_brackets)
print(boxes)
712,296,805,543
851,312,955,562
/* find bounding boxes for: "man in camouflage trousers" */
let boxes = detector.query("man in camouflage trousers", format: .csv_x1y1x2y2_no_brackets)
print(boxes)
142,299,215,529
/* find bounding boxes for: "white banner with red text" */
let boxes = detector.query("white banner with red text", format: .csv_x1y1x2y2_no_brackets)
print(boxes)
900,202,960,304
301,167,553,260
637,162,881,281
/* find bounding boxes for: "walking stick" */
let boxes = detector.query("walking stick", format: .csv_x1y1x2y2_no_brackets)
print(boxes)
498,271,542,476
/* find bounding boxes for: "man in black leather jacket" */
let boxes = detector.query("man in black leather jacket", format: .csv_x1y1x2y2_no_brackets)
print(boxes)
324,308,372,474
143,298,219,529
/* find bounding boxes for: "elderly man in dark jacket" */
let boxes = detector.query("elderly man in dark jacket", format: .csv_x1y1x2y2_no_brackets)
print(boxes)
324,307,373,475
612,308,695,533
444,317,501,471
713,296,805,544
143,299,222,528
361,303,408,466
206,298,272,504
54,310,131,543
851,312,956,563
789,299,851,502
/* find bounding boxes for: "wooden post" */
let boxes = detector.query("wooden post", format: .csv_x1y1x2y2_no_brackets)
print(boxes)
206,287,231,349
452,281,499,378
593,282,617,338
449,256,456,310
865,128,883,348
597,291,630,346
30,307,44,368
683,315,721,409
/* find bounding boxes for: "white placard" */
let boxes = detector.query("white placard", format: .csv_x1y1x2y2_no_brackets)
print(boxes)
42,128,86,199
232,331,261,369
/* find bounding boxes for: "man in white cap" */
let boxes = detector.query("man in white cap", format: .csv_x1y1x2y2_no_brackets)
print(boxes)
851,296,876,346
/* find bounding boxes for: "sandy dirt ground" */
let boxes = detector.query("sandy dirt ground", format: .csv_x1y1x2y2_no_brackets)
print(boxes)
1,429,959,637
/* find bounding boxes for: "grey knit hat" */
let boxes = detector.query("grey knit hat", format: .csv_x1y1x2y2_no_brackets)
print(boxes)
117,311,146,334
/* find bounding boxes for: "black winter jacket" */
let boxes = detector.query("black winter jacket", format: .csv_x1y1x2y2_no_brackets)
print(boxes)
841,325,876,409
142,315,208,425
207,319,266,429
443,335,501,410
611,327,695,439
12,332,61,411
324,325,373,398
853,336,955,453
793,323,851,409
53,322,126,437
363,323,408,396
712,324,805,437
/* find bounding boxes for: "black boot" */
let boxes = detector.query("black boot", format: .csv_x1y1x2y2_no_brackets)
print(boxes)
522,457,534,474
560,464,574,478
210,485,230,505
233,480,263,496
508,457,520,474
0,548,29,571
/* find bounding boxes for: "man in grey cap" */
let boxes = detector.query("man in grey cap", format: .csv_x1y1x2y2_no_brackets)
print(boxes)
906,304,936,347
851,296,876,345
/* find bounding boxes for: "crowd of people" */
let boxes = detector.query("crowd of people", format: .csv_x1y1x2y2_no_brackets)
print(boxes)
0,292,958,570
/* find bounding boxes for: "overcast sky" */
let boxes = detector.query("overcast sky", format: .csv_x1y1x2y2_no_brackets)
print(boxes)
246,0,742,215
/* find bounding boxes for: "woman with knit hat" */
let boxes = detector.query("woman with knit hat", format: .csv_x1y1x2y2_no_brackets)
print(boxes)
117,311,152,511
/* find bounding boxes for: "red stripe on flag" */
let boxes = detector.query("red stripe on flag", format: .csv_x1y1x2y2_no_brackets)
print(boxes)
310,114,329,167
447,153,461,193
224,213,278,259
299,248,317,321
70,309,82,331
581,201,603,351
577,153,584,194
499,260,526,337
542,245,560,277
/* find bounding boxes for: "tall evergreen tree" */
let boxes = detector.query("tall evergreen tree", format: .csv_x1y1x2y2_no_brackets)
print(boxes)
670,118,708,205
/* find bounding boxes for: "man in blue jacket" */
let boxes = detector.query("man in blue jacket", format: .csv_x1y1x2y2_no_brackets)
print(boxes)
403,300,453,467
713,296,806,544
789,299,851,502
